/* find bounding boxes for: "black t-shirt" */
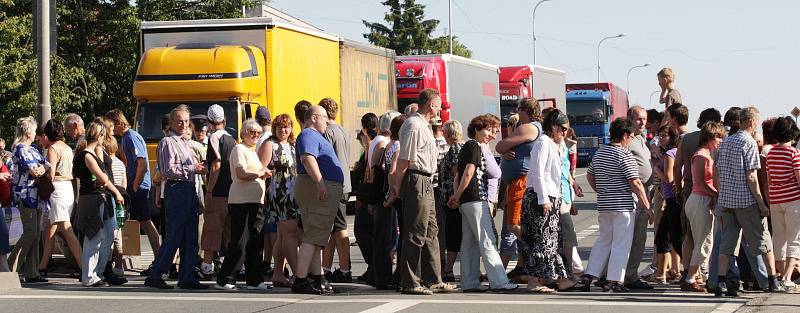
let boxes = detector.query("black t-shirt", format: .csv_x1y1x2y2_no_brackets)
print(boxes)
456,140,487,204
74,150,105,196
207,132,237,197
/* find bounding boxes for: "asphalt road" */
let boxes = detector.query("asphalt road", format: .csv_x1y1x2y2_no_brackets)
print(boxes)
0,168,784,312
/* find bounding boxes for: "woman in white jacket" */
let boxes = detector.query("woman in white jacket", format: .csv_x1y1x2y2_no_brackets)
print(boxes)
518,109,577,293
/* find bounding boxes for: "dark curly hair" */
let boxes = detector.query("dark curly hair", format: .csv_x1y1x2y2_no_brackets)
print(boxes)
467,114,500,139
43,119,64,142
772,117,800,144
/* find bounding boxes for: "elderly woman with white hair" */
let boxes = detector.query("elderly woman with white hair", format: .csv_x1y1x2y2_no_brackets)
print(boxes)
215,119,271,291
438,119,465,282
8,117,48,283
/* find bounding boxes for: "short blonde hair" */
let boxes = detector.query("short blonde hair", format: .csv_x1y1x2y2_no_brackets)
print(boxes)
105,109,130,128
657,67,674,80
239,119,261,139
443,120,463,142
14,116,37,146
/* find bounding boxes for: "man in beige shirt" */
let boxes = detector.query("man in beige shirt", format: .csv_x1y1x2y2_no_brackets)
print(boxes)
394,89,457,295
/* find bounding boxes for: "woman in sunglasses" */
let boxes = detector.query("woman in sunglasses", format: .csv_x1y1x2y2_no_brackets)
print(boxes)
215,119,271,291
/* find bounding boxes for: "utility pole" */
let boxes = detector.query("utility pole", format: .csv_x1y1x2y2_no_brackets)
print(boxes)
37,0,51,126
532,0,552,65
448,0,453,54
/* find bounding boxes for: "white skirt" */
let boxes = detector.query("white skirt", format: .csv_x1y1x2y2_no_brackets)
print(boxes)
48,181,75,223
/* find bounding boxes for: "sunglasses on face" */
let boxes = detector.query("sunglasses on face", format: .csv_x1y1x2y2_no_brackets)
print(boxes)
248,130,262,137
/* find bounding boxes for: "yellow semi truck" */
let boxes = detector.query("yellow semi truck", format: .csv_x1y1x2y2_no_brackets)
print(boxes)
133,18,341,170
133,18,397,173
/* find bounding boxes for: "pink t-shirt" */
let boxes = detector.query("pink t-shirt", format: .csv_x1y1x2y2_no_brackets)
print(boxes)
690,149,716,197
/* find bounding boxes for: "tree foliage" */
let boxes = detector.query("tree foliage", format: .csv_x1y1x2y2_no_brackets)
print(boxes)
0,0,262,140
363,0,471,58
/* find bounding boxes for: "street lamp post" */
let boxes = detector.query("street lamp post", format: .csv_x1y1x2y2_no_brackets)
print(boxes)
597,33,625,82
649,90,660,107
626,63,650,101
532,0,552,65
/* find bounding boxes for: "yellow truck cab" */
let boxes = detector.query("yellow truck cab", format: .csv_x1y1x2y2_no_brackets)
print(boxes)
133,18,341,171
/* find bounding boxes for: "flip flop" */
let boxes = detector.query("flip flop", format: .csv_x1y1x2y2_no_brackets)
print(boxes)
528,285,556,294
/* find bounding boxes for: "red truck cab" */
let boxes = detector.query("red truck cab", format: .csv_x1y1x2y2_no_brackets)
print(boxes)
395,57,451,122
499,66,532,137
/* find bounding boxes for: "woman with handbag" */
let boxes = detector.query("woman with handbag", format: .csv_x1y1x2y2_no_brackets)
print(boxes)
74,120,125,287
8,117,48,283
37,119,82,277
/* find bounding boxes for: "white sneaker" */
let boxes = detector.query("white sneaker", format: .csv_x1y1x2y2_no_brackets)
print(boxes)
214,283,236,291
492,283,519,292
201,263,214,275
245,282,273,291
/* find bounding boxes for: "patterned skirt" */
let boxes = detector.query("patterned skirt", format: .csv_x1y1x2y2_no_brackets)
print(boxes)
519,187,567,280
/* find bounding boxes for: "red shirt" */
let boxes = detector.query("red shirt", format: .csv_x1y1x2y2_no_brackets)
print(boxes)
0,163,10,207
766,145,800,204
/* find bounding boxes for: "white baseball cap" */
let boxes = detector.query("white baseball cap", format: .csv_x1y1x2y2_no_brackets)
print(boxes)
207,104,225,123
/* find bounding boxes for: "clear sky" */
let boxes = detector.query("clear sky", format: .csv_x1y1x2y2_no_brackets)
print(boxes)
272,0,799,129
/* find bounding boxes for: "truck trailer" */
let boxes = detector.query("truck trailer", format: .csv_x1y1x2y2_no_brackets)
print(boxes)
565,83,629,163
339,39,397,165
499,65,565,137
395,54,500,134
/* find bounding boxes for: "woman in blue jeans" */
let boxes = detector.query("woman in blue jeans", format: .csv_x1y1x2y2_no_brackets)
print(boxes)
448,114,517,292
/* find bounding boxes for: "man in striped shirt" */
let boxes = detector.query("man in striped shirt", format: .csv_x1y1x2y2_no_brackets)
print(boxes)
713,106,782,296
584,118,652,291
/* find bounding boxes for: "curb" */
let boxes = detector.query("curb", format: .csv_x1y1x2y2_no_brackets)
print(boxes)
0,272,21,292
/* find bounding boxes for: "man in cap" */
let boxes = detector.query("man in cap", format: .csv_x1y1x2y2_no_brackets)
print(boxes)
199,104,237,279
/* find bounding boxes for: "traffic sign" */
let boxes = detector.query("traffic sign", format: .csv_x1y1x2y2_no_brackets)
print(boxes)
792,107,800,118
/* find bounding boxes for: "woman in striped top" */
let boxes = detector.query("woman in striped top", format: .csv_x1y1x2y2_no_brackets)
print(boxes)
767,117,800,289
583,118,652,292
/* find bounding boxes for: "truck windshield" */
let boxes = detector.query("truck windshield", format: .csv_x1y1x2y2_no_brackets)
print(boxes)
566,100,606,125
136,101,239,142
397,98,417,114
500,101,517,126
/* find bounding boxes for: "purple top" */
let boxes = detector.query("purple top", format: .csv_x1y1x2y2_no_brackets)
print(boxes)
660,148,677,199
482,144,501,203
156,131,199,181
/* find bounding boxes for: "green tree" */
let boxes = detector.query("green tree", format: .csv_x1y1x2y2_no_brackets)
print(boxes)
0,0,101,138
363,0,471,57
137,0,261,21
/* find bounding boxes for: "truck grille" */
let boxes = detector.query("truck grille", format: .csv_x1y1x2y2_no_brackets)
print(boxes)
577,137,599,149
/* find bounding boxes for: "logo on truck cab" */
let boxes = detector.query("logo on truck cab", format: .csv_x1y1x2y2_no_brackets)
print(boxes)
398,82,419,89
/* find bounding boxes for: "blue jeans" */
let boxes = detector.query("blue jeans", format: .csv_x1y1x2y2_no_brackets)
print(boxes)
459,201,509,289
148,180,200,284
82,209,115,285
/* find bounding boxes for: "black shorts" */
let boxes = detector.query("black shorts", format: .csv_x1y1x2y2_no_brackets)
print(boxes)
129,187,153,221
332,192,349,231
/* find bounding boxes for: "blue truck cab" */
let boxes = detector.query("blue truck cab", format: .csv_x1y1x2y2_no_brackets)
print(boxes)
565,83,629,164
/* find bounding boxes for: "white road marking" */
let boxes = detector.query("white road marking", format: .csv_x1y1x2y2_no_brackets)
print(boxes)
357,300,420,313
709,301,745,313
0,295,737,308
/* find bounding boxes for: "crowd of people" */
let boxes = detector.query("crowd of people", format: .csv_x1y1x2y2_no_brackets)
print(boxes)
0,67,798,297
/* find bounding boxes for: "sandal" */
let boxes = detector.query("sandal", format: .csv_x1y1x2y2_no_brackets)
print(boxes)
430,282,459,293
528,285,556,293
557,279,579,292
401,286,433,295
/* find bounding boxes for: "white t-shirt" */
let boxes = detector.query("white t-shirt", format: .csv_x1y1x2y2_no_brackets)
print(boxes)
256,131,273,152
367,134,390,167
